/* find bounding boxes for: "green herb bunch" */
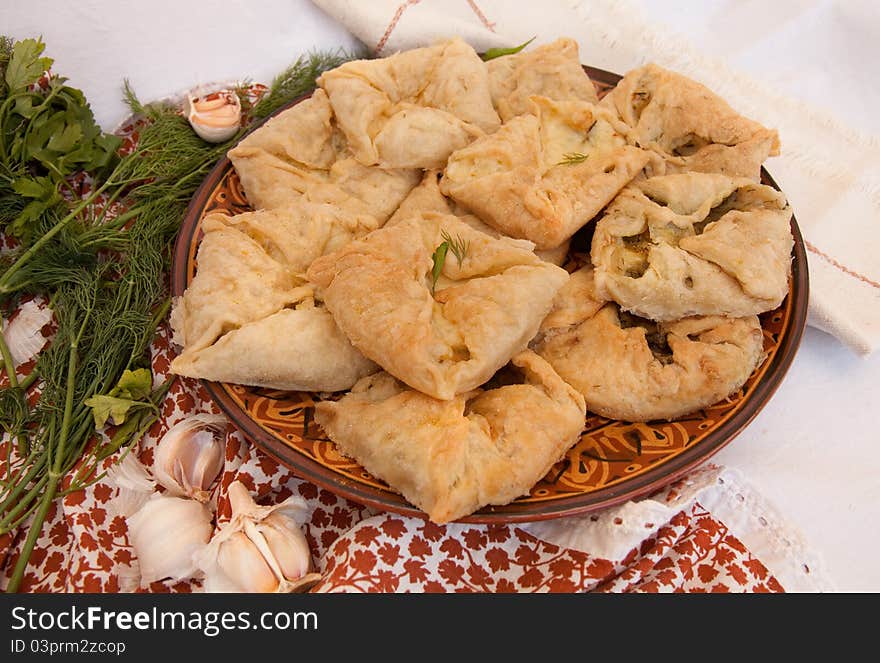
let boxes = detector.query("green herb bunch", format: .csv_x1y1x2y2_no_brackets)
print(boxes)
0,37,355,592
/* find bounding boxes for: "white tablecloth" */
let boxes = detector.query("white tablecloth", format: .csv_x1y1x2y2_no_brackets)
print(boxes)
3,0,878,591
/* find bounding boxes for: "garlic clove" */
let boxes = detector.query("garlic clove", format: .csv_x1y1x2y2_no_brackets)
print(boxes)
217,531,280,593
153,413,226,502
127,494,214,586
184,89,241,143
196,481,320,593
258,513,312,582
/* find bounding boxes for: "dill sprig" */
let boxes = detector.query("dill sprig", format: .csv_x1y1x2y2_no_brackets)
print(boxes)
441,229,470,265
557,152,589,166
252,48,364,120
0,40,346,592
431,231,470,294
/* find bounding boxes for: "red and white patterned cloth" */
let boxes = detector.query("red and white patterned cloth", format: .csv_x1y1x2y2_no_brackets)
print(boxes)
0,310,832,593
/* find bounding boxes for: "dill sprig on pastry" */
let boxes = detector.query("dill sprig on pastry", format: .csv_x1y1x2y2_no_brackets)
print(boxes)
430,230,470,294
557,151,589,166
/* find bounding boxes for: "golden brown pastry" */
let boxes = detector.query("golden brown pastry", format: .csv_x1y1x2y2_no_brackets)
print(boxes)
602,63,779,180
212,202,380,277
228,89,419,218
314,351,586,523
385,170,457,226
318,38,500,169
591,173,793,320
170,204,379,391
170,217,311,355
441,95,648,249
170,305,377,392
388,171,571,265
533,266,765,422
306,213,569,400
487,37,598,121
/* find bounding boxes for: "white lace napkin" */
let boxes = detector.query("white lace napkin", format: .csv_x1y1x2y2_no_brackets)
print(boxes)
311,0,880,356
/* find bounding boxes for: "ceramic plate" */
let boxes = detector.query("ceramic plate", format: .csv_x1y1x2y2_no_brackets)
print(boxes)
172,65,809,523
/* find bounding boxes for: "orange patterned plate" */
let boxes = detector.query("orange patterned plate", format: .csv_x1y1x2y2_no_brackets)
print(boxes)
172,66,808,523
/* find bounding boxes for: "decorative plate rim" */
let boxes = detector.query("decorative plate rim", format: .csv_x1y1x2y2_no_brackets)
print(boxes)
171,64,809,524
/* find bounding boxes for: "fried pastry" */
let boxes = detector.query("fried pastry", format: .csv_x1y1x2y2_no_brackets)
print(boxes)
386,170,458,226
533,266,764,422
170,305,377,392
487,37,598,121
591,173,793,320
602,63,779,180
170,217,311,355
211,202,381,277
388,171,570,265
306,213,569,400
228,88,419,218
441,95,649,249
314,351,586,523
170,206,378,391
318,38,500,169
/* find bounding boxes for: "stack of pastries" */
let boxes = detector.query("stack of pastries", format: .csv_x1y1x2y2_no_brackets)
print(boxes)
170,38,793,523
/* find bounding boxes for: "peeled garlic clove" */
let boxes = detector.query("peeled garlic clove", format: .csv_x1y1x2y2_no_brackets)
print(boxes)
153,413,226,502
197,481,320,593
184,89,241,143
258,513,312,582
217,531,279,593
127,494,213,586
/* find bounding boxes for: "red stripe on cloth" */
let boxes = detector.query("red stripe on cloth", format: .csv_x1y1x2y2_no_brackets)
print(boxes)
806,241,880,290
375,0,423,54
465,0,496,32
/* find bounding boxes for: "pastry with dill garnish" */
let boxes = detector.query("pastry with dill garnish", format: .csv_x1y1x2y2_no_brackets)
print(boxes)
440,95,648,250
387,170,571,265
307,213,568,400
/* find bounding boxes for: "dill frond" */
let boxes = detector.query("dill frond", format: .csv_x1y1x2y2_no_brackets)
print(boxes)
252,48,365,119
441,229,470,265
557,152,589,166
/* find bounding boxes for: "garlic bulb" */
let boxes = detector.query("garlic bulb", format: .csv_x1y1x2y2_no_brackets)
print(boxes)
197,481,320,593
2,299,53,366
127,494,214,585
184,89,241,143
153,413,226,502
107,451,157,518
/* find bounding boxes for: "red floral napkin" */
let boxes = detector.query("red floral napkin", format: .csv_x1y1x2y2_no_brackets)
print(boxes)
0,310,832,593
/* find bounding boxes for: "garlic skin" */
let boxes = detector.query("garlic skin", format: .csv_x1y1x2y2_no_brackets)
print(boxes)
107,451,157,518
127,494,214,585
184,90,241,143
2,299,53,366
197,481,320,593
152,413,226,502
